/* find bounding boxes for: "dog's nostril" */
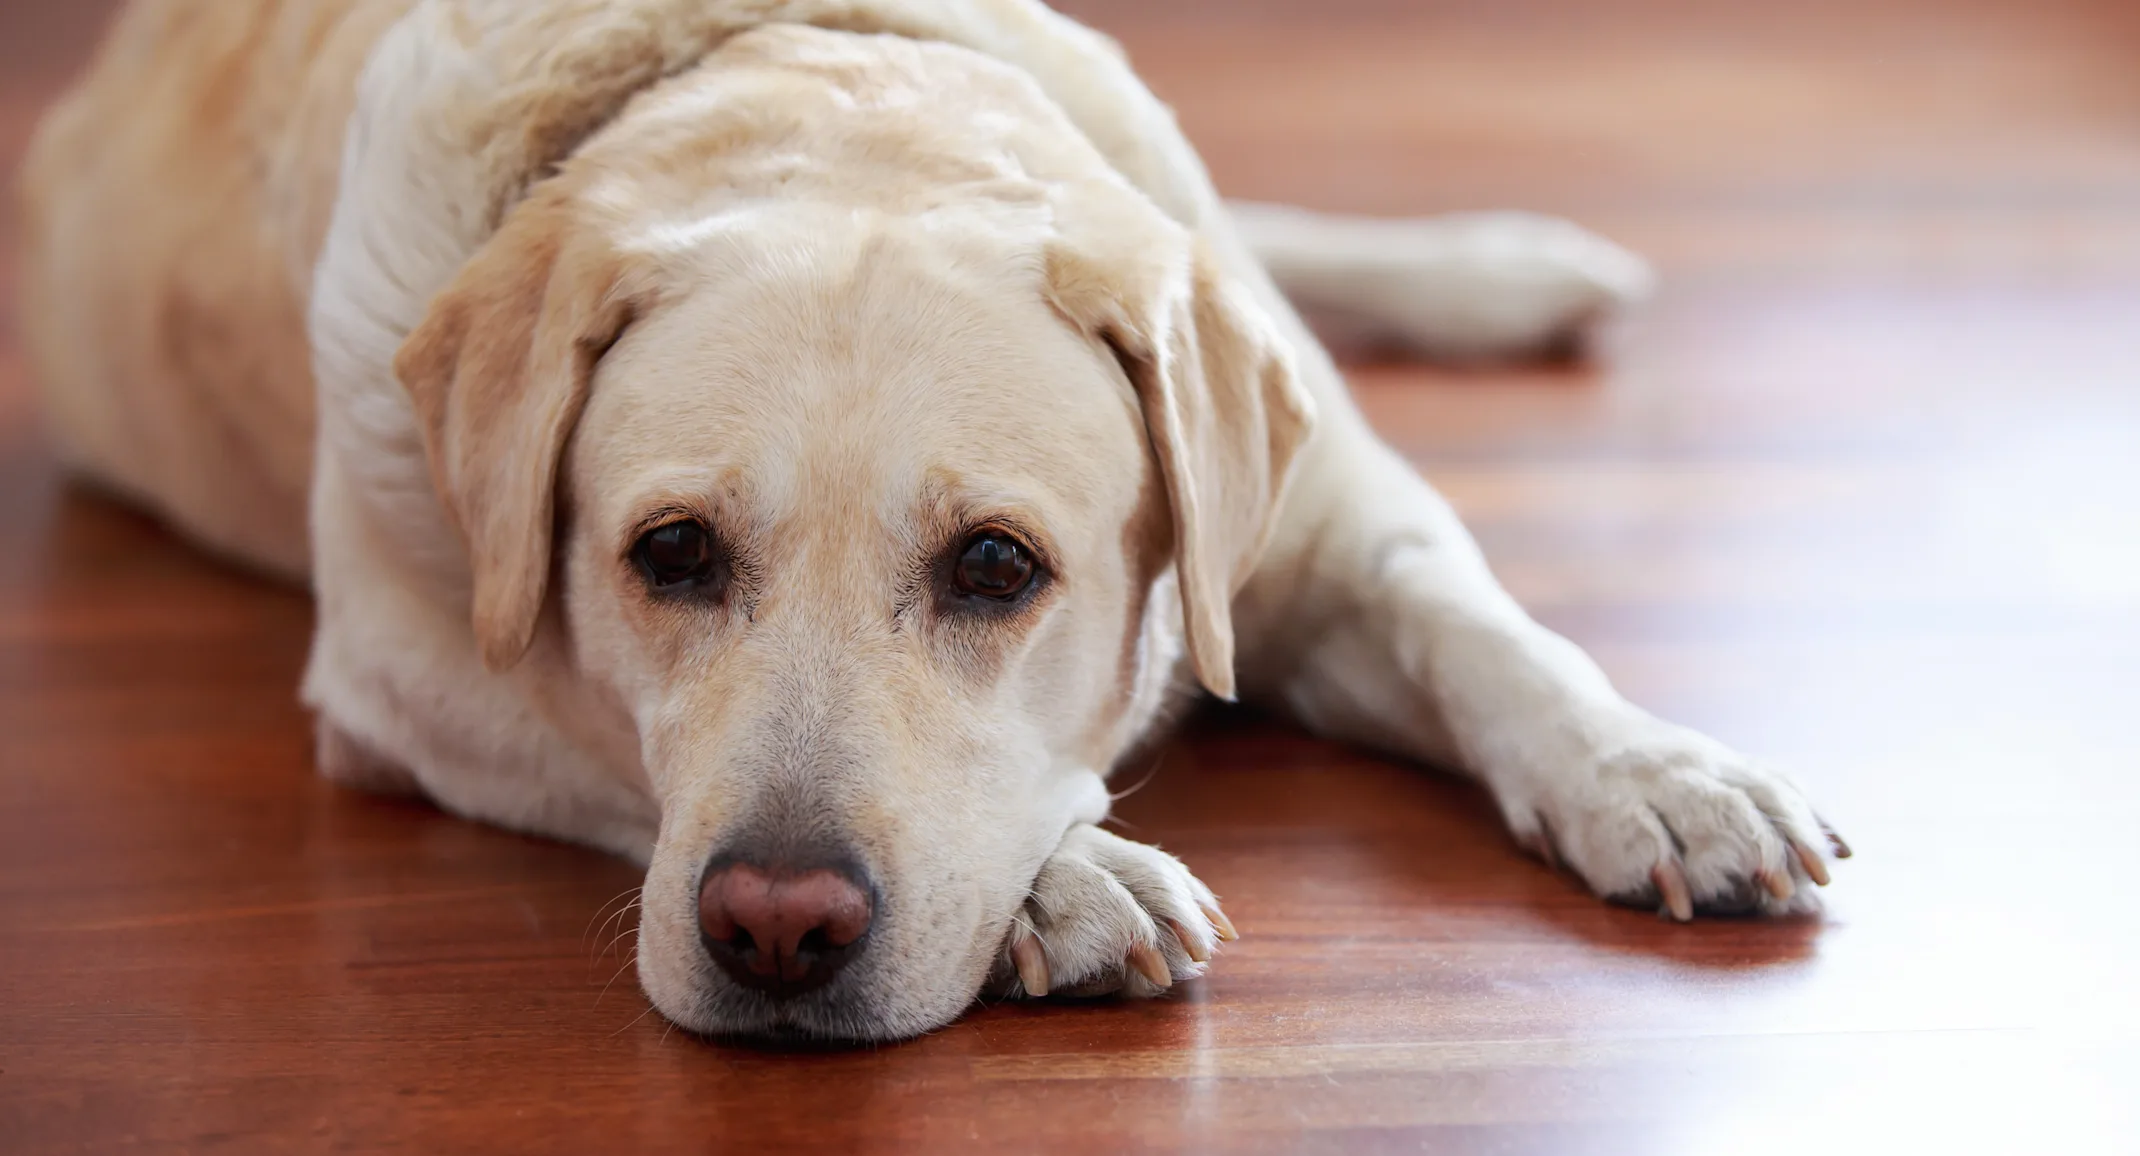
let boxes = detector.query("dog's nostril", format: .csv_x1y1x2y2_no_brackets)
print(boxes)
697,858,873,998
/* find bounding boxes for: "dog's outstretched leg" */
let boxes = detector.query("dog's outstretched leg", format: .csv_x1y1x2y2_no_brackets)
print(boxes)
1226,201,1653,361
1231,397,1845,919
1210,190,1840,921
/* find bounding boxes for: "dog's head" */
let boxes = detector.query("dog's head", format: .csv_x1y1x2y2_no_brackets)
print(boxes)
391,30,1311,1040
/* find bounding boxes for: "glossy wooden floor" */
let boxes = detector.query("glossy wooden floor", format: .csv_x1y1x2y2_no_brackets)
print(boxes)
4,1,2138,1152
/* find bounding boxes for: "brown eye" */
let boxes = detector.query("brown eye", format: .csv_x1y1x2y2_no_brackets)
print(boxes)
953,532,1035,599
634,520,717,591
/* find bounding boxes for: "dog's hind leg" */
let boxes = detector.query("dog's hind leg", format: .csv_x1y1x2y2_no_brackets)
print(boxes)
1226,201,1654,362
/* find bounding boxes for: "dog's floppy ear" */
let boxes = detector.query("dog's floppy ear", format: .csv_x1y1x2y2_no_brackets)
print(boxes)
1045,186,1316,701
393,191,641,671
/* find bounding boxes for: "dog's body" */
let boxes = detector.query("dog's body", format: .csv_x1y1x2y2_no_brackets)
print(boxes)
21,0,1839,1040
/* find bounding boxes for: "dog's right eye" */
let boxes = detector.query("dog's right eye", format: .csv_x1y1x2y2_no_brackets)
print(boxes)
634,520,719,592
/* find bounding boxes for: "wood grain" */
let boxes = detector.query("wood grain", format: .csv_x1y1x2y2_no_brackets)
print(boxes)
4,0,2137,1152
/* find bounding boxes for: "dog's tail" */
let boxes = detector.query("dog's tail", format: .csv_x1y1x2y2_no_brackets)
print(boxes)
1226,201,1655,361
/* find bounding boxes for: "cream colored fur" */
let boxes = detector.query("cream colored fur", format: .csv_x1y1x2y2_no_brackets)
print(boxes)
18,0,1835,1042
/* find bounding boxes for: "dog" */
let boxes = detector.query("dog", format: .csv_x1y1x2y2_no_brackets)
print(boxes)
18,0,1844,1041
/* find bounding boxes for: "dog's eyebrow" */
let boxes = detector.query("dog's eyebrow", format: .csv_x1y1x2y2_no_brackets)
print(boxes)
912,477,1065,578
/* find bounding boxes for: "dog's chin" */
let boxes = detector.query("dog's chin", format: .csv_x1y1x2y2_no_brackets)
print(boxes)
649,964,985,1047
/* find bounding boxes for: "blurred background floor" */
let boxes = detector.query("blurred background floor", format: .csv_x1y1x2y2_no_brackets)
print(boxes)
3,1,2137,1152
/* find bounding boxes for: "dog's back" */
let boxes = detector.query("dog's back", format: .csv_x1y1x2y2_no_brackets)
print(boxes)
18,0,408,577
19,0,1650,583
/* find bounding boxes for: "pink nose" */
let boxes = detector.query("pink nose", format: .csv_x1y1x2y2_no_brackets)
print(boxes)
697,861,874,996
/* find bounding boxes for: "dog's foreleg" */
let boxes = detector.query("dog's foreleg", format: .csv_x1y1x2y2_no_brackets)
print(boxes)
1232,400,1843,919
1225,201,1653,361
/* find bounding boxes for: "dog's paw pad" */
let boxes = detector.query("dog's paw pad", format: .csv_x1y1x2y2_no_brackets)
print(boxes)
999,825,1231,1000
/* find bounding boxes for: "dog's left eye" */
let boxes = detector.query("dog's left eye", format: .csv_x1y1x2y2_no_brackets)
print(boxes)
953,532,1035,600
634,520,719,592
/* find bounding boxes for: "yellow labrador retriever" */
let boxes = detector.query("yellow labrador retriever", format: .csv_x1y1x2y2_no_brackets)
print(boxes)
19,0,1843,1041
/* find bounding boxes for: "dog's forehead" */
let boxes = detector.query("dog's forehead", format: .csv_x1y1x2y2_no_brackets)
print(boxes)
574,220,1149,534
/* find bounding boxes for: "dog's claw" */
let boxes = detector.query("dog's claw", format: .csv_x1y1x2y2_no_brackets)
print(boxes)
1017,825,1225,997
1167,918,1211,964
1789,838,1832,886
1757,867,1795,902
1011,933,1050,998
1126,942,1171,989
1202,903,1238,942
1523,816,1563,870
1652,861,1694,922
1820,819,1853,859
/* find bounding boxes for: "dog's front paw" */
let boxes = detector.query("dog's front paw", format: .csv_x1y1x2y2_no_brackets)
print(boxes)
998,825,1235,1000
1505,724,1850,920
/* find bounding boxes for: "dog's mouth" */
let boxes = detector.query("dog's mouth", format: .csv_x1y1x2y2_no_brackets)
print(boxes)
669,977,885,1044
699,1021,889,1053
654,908,1002,1045
648,895,1040,1045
